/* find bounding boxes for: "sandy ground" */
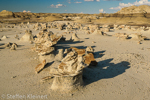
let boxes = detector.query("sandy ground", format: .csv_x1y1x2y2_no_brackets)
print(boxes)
0,22,150,100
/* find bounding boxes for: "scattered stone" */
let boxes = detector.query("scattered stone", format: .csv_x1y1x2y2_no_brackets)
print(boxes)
114,33,129,40
130,33,147,41
137,41,141,44
20,30,34,42
92,29,103,35
1,35,8,39
14,35,19,40
30,41,34,44
10,43,17,50
11,76,17,78
35,59,46,74
4,42,12,48
70,33,80,41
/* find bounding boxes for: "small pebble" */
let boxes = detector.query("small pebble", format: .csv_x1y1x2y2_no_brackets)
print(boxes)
12,76,17,78
137,41,141,44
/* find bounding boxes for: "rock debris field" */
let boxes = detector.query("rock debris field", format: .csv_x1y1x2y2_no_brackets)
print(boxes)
0,21,150,100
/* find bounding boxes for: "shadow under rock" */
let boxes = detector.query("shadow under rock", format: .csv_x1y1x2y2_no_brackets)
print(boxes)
57,40,84,45
83,58,130,85
0,43,5,46
38,61,55,73
44,61,55,69
144,38,150,41
0,43,5,49
0,47,5,49
17,45,24,48
56,44,96,51
94,50,106,58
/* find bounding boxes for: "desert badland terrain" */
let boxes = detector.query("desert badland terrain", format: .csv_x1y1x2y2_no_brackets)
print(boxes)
0,5,150,100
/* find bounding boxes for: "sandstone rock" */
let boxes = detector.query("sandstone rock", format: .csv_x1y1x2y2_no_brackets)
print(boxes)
92,41,96,43
114,24,119,29
20,30,34,42
82,26,89,30
50,46,98,92
51,50,87,92
102,24,110,28
15,35,19,39
4,42,12,48
49,61,61,75
86,46,94,54
64,49,68,54
118,25,126,29
35,59,46,74
57,49,87,75
125,26,131,30
66,24,73,30
83,53,97,66
51,72,83,92
39,53,55,63
130,33,147,41
114,33,129,40
101,27,110,32
88,25,99,30
70,33,80,41
57,23,65,30
67,47,97,66
37,47,55,56
43,41,53,47
92,29,103,35
137,41,141,44
1,35,8,39
10,43,17,50
27,22,30,25
70,47,86,56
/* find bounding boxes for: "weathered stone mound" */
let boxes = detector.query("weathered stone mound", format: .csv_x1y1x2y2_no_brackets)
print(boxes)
117,5,150,14
50,47,97,92
0,10,14,18
20,30,34,42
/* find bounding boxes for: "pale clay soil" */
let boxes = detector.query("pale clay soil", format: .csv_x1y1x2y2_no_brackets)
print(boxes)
0,21,150,100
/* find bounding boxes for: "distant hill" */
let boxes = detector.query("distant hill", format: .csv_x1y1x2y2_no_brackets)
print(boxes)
0,10,14,18
117,5,150,14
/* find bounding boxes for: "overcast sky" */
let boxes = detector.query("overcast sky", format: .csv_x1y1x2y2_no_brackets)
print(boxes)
0,0,150,14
